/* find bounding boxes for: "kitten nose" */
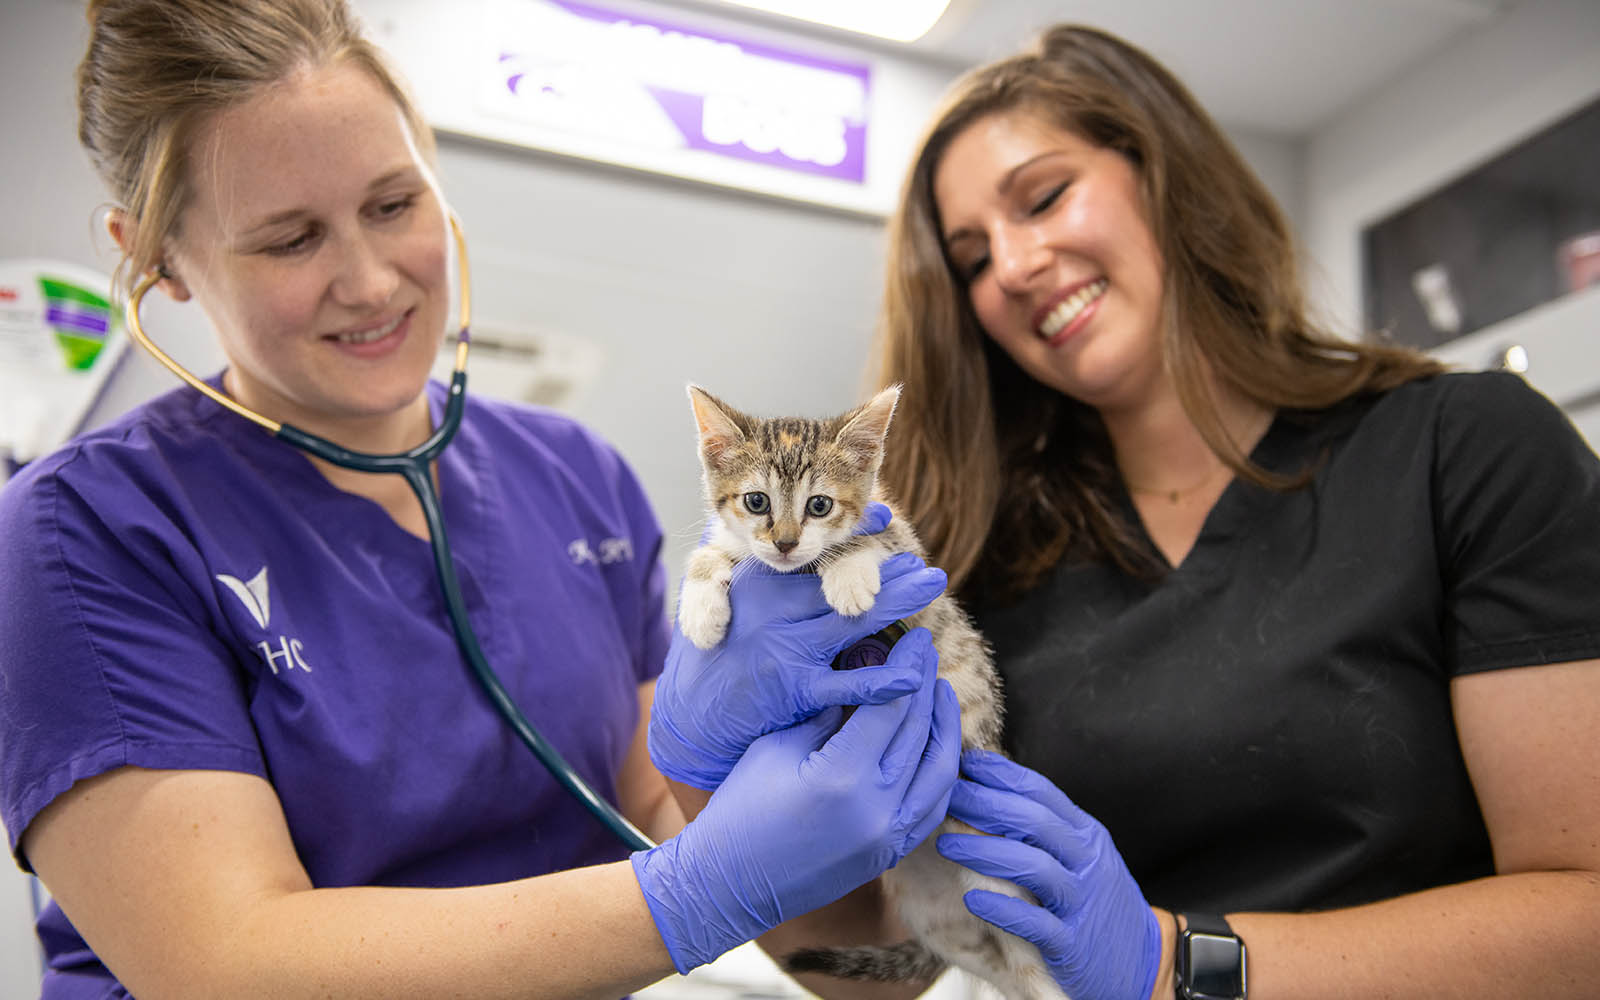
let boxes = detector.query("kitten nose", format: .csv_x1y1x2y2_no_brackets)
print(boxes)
774,539,798,554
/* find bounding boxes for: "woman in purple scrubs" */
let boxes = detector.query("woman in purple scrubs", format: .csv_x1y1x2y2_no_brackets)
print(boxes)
0,2,960,997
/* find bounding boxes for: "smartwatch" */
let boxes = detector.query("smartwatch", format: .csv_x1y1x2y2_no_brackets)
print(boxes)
1175,912,1247,1000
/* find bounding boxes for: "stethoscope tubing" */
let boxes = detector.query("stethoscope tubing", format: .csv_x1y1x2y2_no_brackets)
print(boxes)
125,216,654,852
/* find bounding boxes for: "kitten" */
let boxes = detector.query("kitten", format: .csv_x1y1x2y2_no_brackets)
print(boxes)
678,384,1066,1000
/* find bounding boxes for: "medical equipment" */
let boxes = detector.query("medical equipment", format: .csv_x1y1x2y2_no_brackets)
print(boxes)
125,217,653,852
831,620,909,671
0,259,128,483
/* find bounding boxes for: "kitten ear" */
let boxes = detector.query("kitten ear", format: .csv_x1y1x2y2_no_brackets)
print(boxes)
834,384,901,471
687,385,746,471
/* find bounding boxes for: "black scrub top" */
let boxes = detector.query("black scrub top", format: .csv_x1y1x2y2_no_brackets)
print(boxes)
973,372,1600,914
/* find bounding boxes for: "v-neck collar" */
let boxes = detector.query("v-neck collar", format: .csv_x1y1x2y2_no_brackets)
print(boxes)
1113,409,1309,577
196,375,490,562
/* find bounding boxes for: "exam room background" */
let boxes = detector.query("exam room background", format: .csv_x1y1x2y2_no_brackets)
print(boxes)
3,0,1599,993
11,0,1600,593
2,0,1317,594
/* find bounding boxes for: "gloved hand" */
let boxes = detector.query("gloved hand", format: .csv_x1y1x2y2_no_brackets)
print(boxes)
937,749,1161,1000
650,505,948,789
633,628,961,973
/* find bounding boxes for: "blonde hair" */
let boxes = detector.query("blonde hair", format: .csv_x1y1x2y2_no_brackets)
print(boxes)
78,0,435,297
874,25,1441,602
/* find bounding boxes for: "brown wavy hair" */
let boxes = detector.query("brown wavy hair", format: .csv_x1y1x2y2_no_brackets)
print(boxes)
78,0,434,298
873,24,1441,605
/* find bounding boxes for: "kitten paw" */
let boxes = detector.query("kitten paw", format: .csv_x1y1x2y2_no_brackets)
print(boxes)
821,558,881,617
678,578,732,649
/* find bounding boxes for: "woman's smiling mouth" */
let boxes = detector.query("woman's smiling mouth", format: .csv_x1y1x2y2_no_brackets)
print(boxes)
1036,278,1108,339
331,311,408,345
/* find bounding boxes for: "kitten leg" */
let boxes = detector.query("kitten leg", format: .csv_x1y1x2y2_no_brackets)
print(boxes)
679,546,737,649
819,539,886,617
892,820,1068,1000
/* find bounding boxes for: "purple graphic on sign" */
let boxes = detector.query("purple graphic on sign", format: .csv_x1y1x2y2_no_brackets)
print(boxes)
521,0,871,184
649,88,867,182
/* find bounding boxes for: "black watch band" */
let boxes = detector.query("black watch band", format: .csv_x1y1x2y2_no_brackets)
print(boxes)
1175,912,1247,1000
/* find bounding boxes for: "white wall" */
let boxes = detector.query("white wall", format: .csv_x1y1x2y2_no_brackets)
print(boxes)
0,869,41,1000
1301,0,1600,443
1232,127,1306,241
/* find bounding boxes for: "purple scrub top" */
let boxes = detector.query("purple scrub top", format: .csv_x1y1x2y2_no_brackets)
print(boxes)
0,377,671,995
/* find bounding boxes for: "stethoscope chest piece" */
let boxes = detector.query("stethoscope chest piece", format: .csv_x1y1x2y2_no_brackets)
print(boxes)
831,619,911,671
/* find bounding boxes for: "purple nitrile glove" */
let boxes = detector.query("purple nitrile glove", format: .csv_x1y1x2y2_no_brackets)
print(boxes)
633,629,961,973
937,749,1162,1000
650,505,947,790
851,501,893,537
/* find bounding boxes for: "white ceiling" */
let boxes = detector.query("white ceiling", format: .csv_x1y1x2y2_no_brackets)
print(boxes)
725,0,1524,137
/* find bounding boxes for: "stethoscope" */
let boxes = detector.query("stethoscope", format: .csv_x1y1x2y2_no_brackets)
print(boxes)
125,216,654,852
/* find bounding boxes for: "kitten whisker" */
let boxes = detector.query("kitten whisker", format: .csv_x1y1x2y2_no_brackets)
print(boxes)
727,556,767,588
669,514,712,545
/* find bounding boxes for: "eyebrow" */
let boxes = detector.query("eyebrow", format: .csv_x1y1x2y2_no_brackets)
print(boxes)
237,165,424,237
941,151,1068,246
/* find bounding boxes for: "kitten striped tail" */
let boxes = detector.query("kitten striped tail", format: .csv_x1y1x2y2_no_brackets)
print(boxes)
784,940,947,983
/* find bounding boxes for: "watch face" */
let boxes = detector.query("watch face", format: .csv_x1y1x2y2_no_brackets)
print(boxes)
1188,933,1246,996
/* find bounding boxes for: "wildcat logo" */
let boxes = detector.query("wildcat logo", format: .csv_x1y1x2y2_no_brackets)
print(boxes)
216,566,312,675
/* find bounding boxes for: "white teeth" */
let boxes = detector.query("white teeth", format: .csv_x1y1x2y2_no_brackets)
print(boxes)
335,314,403,344
1038,279,1108,338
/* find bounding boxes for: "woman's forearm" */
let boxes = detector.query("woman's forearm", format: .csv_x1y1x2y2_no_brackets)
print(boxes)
131,861,674,1000
1225,869,1600,999
27,767,678,1000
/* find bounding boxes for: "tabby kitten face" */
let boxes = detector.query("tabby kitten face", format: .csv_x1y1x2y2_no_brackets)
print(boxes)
689,386,898,571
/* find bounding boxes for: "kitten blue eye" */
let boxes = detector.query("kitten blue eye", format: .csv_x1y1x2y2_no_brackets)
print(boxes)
743,492,770,515
806,495,833,518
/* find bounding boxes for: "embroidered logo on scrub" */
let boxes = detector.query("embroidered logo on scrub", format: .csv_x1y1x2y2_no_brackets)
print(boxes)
216,566,312,675
567,535,634,566
216,567,270,628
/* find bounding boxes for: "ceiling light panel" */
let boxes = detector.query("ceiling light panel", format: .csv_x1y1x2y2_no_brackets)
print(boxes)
711,0,952,42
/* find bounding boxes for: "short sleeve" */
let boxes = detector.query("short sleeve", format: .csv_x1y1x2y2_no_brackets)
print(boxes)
1435,372,1600,673
616,462,670,686
0,456,264,869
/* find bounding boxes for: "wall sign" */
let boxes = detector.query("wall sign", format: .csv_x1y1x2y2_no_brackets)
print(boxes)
368,0,893,214
490,0,869,181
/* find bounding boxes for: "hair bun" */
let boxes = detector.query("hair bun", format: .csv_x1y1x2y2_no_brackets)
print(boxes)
1033,24,1087,59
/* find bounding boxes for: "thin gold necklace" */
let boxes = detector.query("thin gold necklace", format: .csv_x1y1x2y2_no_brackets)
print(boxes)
1126,462,1229,505
1125,408,1273,504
